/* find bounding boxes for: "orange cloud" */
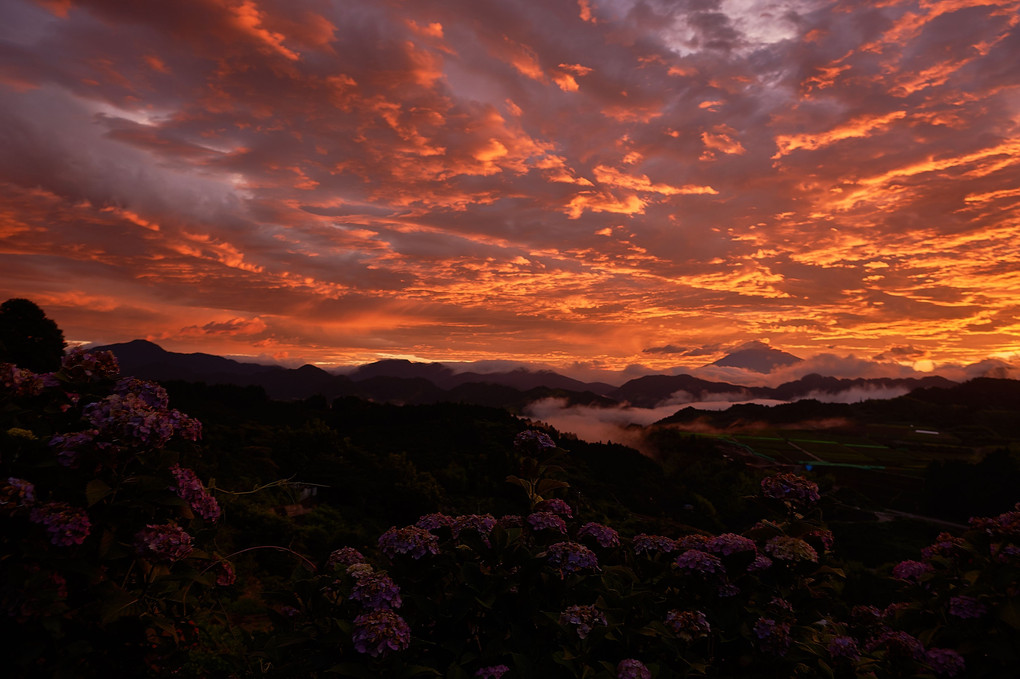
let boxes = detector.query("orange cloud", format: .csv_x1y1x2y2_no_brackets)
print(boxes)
773,111,908,158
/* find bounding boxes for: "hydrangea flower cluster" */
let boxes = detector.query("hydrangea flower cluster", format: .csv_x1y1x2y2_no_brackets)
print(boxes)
632,534,676,554
547,541,599,575
765,536,819,563
865,629,925,660
578,522,620,547
559,604,607,639
747,554,773,571
514,429,556,452
474,665,510,679
60,349,120,382
921,532,967,560
415,513,453,531
170,465,221,521
760,473,820,506
706,533,756,556
948,595,986,619
526,511,567,533
135,523,194,563
351,609,411,657
451,514,496,540
0,363,47,397
925,648,966,677
665,609,711,641
675,533,710,551
616,658,651,679
753,617,792,654
536,498,572,518
350,570,403,610
674,549,725,575
378,526,440,559
2,477,36,509
328,547,367,568
29,502,91,546
827,635,860,660
48,429,106,468
892,559,932,581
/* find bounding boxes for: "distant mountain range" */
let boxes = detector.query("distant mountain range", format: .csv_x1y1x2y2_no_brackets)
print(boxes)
94,339,958,411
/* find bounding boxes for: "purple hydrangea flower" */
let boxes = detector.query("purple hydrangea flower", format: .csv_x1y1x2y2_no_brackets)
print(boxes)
765,536,818,563
665,609,711,641
616,659,651,679
675,533,711,551
115,377,169,409
498,514,523,528
1,363,46,397
921,532,967,561
527,511,567,533
547,541,599,574
451,514,497,541
48,429,105,468
60,349,120,381
328,547,367,568
675,549,725,575
926,648,966,677
559,604,607,639
753,618,791,654
475,665,510,679
969,504,1020,538
514,430,556,451
29,502,91,546
748,554,773,571
948,595,986,619
827,635,860,661
415,513,453,531
578,522,620,547
865,630,924,660
351,609,411,657
706,533,756,556
633,534,676,554
892,559,932,581
134,523,194,562
760,473,820,505
378,526,440,559
170,464,221,521
2,477,36,509
536,498,573,518
350,570,402,610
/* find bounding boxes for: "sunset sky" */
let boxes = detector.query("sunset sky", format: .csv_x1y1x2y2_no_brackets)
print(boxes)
1,0,1019,376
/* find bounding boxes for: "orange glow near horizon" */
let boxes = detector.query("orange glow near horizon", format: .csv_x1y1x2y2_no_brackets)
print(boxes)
1,0,1019,379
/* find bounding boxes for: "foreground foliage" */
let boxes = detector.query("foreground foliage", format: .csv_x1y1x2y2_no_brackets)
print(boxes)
2,354,1019,677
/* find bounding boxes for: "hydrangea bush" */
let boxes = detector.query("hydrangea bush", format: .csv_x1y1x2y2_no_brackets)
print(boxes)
5,352,1020,679
263,432,1020,678
0,351,231,675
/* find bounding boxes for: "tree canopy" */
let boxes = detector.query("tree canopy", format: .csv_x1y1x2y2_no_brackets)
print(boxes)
0,298,66,372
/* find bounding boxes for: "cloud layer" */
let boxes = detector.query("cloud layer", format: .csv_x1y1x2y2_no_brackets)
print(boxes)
1,0,1018,371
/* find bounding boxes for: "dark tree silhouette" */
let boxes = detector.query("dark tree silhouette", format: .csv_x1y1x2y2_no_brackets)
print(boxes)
0,298,66,372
